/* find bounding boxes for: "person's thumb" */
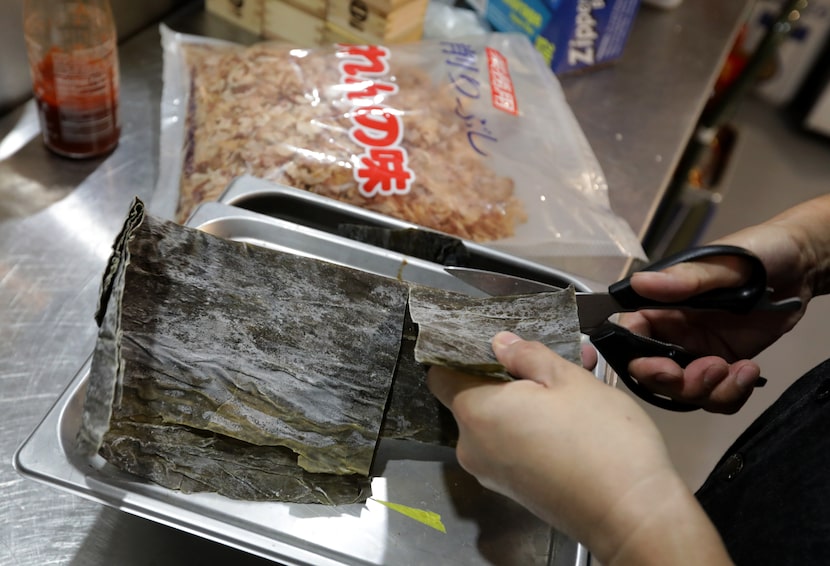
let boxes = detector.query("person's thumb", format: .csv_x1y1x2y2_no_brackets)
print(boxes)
491,331,576,388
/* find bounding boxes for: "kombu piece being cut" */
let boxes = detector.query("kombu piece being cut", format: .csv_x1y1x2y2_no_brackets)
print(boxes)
78,198,582,503
384,285,581,446
408,284,582,380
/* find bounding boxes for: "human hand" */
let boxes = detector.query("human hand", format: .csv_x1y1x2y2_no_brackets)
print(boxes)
427,332,731,565
620,221,810,413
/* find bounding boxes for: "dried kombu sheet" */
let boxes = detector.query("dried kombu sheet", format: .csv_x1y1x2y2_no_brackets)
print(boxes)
380,306,459,446
102,420,370,504
408,284,582,380
79,198,408,502
78,201,144,456
79,198,582,504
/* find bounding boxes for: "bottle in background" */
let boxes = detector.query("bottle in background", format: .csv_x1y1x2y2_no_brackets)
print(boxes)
23,0,120,159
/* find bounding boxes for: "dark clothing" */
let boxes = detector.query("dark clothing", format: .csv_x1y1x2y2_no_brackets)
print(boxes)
696,359,830,565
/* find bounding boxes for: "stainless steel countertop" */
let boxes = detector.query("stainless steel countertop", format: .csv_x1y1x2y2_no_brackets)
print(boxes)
557,0,750,279
0,1,748,564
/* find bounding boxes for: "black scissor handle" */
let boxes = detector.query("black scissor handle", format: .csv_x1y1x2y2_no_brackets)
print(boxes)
590,322,700,411
598,244,770,412
609,245,768,314
590,321,767,412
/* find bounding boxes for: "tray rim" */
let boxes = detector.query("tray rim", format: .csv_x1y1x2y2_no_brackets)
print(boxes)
215,175,609,292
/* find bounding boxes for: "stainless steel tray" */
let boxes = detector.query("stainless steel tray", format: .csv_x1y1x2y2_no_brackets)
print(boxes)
15,201,598,566
217,175,606,290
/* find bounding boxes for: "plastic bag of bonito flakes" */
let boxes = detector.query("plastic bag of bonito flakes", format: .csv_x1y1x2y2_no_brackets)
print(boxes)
153,24,645,262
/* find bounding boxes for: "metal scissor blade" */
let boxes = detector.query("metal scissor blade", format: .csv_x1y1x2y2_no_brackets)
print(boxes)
444,266,561,296
444,266,622,334
574,293,628,333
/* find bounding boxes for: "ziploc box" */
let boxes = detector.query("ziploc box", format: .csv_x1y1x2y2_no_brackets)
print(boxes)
485,0,641,74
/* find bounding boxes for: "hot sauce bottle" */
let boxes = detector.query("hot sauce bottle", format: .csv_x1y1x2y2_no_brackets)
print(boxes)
23,0,120,159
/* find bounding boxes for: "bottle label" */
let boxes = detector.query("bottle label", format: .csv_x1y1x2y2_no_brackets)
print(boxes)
32,41,120,157
49,43,119,145
51,43,117,101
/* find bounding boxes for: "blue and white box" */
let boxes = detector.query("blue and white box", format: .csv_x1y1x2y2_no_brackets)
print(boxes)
485,0,641,74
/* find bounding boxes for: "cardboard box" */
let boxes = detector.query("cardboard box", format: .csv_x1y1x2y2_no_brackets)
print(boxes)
485,0,641,74
206,0,263,35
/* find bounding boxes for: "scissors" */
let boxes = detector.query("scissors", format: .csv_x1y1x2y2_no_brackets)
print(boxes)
446,244,803,412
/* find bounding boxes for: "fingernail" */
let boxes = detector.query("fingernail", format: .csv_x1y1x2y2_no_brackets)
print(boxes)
492,331,521,352
735,366,759,389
